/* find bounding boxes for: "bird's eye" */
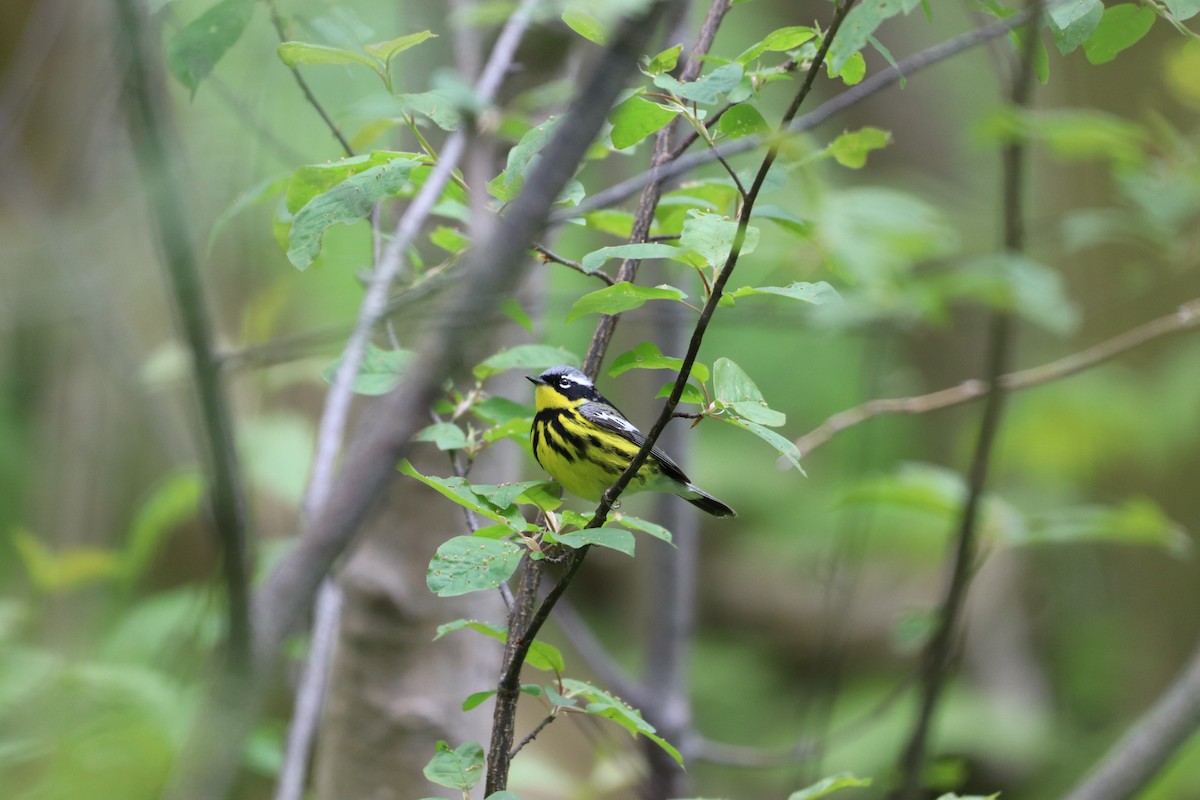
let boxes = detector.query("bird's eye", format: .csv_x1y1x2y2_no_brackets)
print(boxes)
559,378,571,388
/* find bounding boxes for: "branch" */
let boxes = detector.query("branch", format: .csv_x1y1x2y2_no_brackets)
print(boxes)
556,5,1045,223
534,244,615,285
795,298,1200,456
114,0,252,666
1062,636,1200,800
891,3,1042,796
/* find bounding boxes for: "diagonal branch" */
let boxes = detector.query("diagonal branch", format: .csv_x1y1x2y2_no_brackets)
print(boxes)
794,298,1200,457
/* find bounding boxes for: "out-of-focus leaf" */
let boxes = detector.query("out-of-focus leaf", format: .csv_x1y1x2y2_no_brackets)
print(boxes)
737,26,816,64
654,63,744,105
787,774,873,800
827,0,922,74
976,108,1145,171
729,281,841,305
680,211,759,268
123,471,203,584
562,8,608,44
399,91,462,131
208,174,289,254
828,127,892,169
426,537,524,597
1023,499,1190,555
934,254,1080,335
167,0,256,93
11,528,120,592
240,413,314,506
363,30,437,63
473,344,581,380
720,415,804,473
489,117,565,200
322,344,415,395
1049,0,1104,54
423,740,484,791
566,282,688,322
276,41,379,70
644,44,682,74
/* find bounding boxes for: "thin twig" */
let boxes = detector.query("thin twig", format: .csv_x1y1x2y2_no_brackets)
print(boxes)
1062,636,1200,800
114,0,252,665
509,711,560,759
267,1,355,157
534,244,615,284
891,3,1042,796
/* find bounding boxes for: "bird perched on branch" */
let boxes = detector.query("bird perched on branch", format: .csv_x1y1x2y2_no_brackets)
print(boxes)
528,365,736,517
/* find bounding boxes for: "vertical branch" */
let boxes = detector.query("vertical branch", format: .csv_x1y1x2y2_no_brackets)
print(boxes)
113,0,252,665
890,3,1042,798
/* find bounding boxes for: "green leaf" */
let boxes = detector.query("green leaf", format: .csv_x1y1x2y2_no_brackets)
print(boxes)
1023,499,1190,555
827,0,923,74
547,527,635,556
473,344,581,380
501,298,533,333
559,678,683,764
935,254,1080,335
680,212,759,268
828,127,892,169
287,156,419,269
322,344,415,396
562,8,608,44
655,381,706,405
122,471,203,584
400,461,514,526
716,105,769,140
208,173,289,255
753,204,812,238
423,740,484,791
10,528,121,592
435,619,565,671
363,30,437,63
644,44,682,74
608,341,709,382
834,50,867,86
721,416,804,473
566,282,688,322
1083,4,1156,65
167,0,256,94
935,794,1000,800
580,243,685,273
584,209,640,238
654,63,744,105
415,423,470,451
737,26,816,64
485,793,523,800
489,117,565,200
276,41,380,70
430,225,468,253
240,413,315,505
976,108,1145,171
283,152,404,214
398,91,463,132
713,358,785,427
729,281,841,305
611,513,674,545
515,482,563,512
787,773,873,800
1049,0,1104,55
609,95,679,150
426,536,524,597
1163,0,1200,20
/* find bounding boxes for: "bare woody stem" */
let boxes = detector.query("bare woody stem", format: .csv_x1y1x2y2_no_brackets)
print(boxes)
794,298,1200,457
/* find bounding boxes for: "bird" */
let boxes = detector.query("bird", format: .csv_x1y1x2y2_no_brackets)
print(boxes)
527,365,736,517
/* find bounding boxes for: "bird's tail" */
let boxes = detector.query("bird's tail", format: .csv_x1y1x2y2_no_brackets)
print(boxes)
679,483,737,518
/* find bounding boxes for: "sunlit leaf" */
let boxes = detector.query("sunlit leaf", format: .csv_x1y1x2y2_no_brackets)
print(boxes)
611,513,674,545
11,528,121,592
720,415,804,473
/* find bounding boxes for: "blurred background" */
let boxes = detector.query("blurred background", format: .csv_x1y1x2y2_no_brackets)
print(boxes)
2,0,1200,798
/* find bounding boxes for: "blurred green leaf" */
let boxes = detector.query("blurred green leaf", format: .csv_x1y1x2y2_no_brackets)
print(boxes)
1024,499,1190,554
11,528,121,592
608,341,709,382
566,282,688,322
833,51,867,86
363,30,437,63
644,44,682,74
654,63,744,105
283,151,403,214
288,156,420,269
737,26,816,64
167,0,256,94
935,254,1080,335
729,281,841,305
787,774,873,800
435,619,564,671
609,95,679,150
240,413,315,506
562,8,608,44
323,343,415,395
828,127,892,169
123,471,203,585
423,740,484,790
489,117,565,200
414,423,470,451
276,41,379,70
681,211,759,268
1083,4,1156,64
580,243,685,273
399,91,463,131
547,526,636,556
473,344,581,380
976,108,1145,171
753,204,812,237
713,358,785,426
426,536,524,597
1049,0,1104,55
827,0,922,74
208,174,289,255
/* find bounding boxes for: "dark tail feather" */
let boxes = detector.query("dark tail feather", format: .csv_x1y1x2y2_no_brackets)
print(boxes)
680,484,736,518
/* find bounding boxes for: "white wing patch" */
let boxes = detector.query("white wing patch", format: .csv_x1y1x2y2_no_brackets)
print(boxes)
584,404,642,438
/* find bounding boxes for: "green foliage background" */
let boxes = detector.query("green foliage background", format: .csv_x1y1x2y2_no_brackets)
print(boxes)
2,0,1200,798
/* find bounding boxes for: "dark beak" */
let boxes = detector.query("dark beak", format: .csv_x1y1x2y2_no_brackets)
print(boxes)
526,375,544,385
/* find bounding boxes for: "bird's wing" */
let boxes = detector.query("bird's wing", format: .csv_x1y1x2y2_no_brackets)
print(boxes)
577,401,690,484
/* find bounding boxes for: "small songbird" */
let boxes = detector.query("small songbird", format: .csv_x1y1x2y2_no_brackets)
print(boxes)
527,365,736,517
